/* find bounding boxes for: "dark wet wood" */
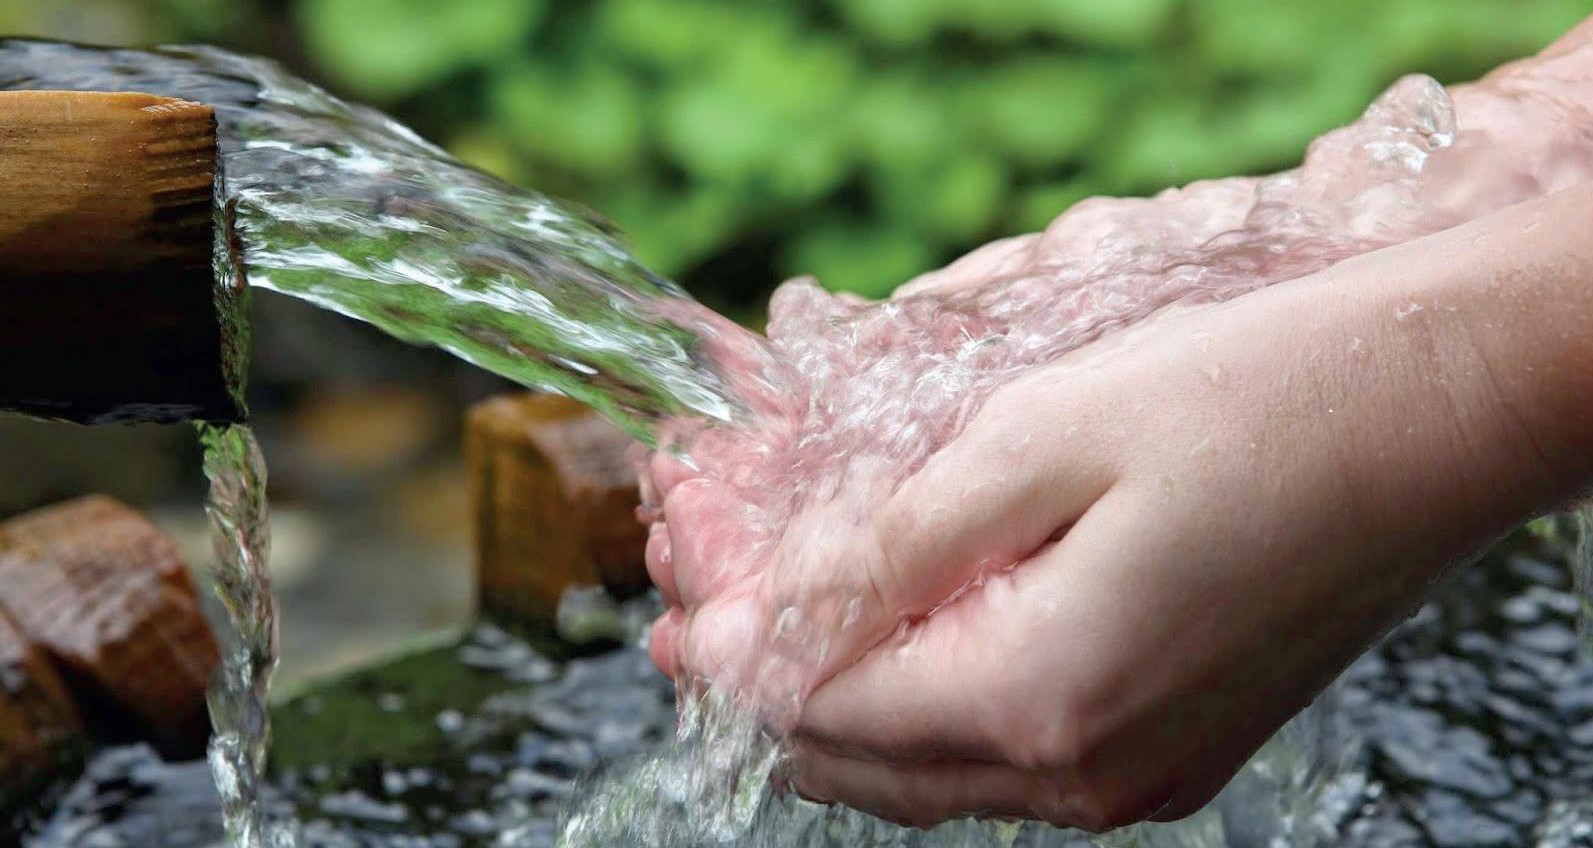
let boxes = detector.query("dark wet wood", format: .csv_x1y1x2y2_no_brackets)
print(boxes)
0,605,84,811
0,90,243,424
467,393,650,623
0,495,219,759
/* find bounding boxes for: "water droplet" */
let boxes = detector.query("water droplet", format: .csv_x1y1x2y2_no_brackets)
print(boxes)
1396,302,1425,321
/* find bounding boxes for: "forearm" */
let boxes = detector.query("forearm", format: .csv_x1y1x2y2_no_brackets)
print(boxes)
1416,180,1593,513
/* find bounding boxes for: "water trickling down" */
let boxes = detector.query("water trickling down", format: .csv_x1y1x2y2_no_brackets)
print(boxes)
200,423,295,848
5,32,1593,848
1,36,779,848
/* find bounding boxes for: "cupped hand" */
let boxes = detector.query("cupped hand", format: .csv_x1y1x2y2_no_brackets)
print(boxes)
644,184,1593,830
784,186,1593,829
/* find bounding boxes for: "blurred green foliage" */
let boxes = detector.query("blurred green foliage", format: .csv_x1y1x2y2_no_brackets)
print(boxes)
8,0,1589,306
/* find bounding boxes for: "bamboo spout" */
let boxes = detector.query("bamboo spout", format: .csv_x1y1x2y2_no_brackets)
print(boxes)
0,90,244,424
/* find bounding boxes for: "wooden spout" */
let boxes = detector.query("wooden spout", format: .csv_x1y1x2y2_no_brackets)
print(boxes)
0,90,244,424
467,393,650,624
0,495,219,759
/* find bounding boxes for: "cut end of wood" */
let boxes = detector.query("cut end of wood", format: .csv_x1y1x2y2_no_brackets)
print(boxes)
0,495,219,759
0,90,217,273
0,90,243,424
467,393,651,625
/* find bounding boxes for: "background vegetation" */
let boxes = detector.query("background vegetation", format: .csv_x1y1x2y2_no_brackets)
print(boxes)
6,0,1587,312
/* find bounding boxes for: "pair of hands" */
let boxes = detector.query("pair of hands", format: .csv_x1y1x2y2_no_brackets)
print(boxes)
645,183,1592,829
640,23,1593,828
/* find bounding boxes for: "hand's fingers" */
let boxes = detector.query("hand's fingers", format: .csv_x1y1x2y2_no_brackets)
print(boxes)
644,521,679,606
788,745,1084,830
892,235,1039,300
647,447,700,503
868,372,1117,620
673,591,813,722
798,487,1295,828
797,489,1146,766
662,479,761,608
726,373,1117,708
647,607,683,679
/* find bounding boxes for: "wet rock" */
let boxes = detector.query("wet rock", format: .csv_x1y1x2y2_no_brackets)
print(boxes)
1512,624,1579,657
1417,790,1516,848
23,744,225,848
1376,709,1513,799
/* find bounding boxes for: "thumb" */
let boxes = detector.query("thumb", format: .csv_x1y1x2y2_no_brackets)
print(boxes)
754,382,1116,703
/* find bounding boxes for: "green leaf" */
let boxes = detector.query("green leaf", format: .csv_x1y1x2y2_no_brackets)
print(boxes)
785,222,936,298
490,61,645,174
447,127,528,184
1028,0,1179,48
597,0,783,71
850,71,965,170
659,28,860,187
832,0,945,47
961,59,1114,167
1013,180,1098,232
601,185,742,277
871,156,1007,241
1192,0,1336,76
297,0,543,99
1098,96,1230,193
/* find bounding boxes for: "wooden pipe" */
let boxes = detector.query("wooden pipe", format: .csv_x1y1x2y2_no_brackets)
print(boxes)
467,393,650,625
0,90,244,424
0,495,218,760
0,605,83,812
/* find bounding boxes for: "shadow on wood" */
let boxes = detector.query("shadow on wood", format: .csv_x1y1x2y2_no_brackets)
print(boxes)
0,606,83,814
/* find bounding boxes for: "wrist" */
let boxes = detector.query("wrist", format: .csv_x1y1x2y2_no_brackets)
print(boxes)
1407,182,1593,512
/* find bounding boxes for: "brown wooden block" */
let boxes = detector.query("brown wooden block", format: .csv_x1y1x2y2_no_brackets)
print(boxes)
0,605,83,809
0,90,244,424
0,495,219,758
467,393,650,624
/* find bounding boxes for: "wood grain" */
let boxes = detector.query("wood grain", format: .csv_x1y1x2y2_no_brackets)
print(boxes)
0,605,83,811
467,393,650,624
0,495,219,759
0,90,243,424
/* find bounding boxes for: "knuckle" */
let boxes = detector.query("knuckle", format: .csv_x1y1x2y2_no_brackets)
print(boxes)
1067,784,1170,833
997,677,1111,774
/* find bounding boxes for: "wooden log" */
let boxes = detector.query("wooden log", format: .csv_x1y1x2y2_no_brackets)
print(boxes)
0,495,219,759
0,605,84,810
466,393,650,624
0,90,244,424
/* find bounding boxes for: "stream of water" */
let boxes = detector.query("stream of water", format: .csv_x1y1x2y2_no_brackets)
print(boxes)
5,32,1593,848
199,424,294,848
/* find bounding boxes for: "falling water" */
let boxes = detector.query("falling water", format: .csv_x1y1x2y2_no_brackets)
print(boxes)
199,423,294,848
0,38,779,442
5,32,1593,848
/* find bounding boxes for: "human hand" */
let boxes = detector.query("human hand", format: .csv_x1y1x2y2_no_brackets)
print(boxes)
646,185,1593,829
